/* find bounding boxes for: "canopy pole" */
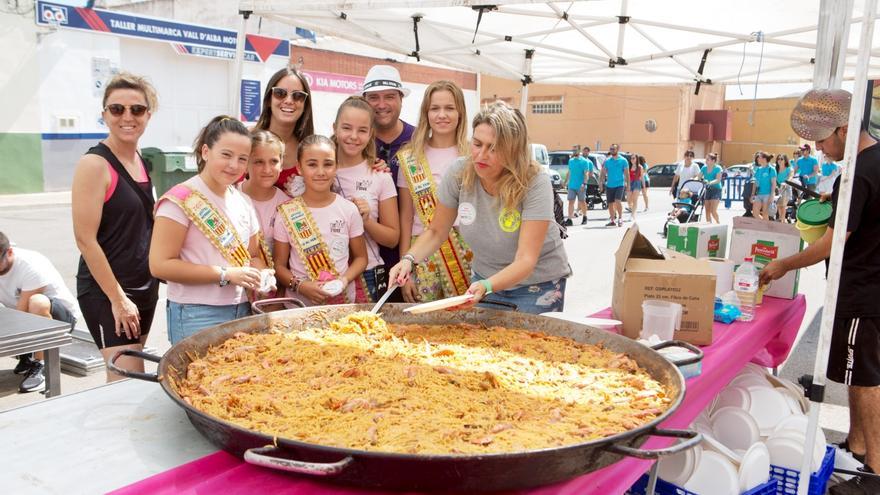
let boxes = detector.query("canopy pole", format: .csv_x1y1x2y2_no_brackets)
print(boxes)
813,0,853,88
230,10,251,117
797,1,875,494
616,0,628,63
519,49,534,114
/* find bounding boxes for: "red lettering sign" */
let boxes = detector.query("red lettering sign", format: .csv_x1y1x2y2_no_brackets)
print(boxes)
752,244,778,259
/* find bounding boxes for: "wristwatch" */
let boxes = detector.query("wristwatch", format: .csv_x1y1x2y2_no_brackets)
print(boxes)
219,266,229,287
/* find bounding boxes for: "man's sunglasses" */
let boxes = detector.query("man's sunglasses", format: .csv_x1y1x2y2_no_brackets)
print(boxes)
271,87,309,103
104,104,148,117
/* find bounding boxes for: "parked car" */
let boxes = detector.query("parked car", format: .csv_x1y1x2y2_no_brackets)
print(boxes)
549,150,603,186
646,164,677,188
549,150,573,184
725,163,753,178
646,160,707,188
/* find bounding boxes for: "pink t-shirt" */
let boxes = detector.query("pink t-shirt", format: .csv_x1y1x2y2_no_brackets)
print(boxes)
273,195,365,305
156,175,260,306
335,161,397,269
396,145,460,236
242,187,291,259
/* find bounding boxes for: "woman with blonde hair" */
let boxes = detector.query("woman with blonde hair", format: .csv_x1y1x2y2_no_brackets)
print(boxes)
395,80,473,303
72,72,160,382
390,101,572,314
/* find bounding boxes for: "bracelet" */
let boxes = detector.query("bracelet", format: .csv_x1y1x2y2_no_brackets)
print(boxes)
289,277,302,293
402,254,417,265
478,279,493,295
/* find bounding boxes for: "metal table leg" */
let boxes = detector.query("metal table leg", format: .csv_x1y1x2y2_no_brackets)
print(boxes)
646,462,659,495
44,347,61,397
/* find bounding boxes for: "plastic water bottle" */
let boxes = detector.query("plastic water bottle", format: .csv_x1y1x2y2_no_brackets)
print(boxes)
734,257,759,322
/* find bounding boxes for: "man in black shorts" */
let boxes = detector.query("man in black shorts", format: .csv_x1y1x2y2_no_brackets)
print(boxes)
760,89,880,494
0,232,79,393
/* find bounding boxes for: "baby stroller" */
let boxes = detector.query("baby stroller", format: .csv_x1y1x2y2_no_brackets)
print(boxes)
585,175,607,210
662,179,705,238
768,176,803,223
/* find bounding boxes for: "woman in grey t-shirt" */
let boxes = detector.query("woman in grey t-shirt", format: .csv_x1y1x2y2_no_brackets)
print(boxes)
389,102,572,314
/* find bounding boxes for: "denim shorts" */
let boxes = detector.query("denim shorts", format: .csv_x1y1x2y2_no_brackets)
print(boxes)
753,194,771,205
705,187,722,201
606,186,625,202
630,180,642,192
567,187,585,202
166,301,251,344
474,272,567,315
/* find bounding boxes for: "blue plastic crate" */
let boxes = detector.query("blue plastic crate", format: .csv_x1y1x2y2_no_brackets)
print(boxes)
628,473,777,495
769,445,835,495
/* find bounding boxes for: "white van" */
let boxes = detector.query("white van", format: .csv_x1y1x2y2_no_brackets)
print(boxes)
530,143,564,191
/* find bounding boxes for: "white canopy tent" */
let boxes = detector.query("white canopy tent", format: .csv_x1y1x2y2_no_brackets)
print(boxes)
235,1,880,89
232,2,879,494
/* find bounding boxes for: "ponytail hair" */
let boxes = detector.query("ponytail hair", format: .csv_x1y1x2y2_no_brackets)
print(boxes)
296,134,335,163
331,96,377,165
250,129,285,159
192,116,250,172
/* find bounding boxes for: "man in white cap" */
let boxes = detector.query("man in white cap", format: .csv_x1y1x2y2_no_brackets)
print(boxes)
362,64,414,185
760,88,880,494
362,64,415,283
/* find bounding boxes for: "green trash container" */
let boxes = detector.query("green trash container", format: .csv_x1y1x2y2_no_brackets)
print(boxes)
141,147,198,197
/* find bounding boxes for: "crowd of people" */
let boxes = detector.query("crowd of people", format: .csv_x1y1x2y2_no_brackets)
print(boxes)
561,142,842,227
0,64,572,393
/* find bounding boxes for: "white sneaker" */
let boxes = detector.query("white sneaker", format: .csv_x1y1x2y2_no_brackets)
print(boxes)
833,445,865,481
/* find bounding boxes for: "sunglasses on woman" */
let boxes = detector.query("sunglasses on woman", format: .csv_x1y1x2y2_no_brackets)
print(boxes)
271,87,309,103
104,104,148,117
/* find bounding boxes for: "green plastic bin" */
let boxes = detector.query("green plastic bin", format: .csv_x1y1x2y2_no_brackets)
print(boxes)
141,147,198,197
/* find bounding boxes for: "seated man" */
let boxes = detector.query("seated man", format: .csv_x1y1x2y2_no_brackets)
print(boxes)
0,232,79,393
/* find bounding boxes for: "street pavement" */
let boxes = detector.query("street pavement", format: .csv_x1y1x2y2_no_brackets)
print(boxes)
0,188,849,444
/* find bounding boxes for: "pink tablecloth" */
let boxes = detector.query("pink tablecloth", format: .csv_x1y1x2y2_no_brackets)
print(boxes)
110,295,807,495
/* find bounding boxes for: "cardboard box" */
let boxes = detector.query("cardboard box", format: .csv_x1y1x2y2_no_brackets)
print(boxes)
613,225,717,345
729,217,803,299
666,222,729,259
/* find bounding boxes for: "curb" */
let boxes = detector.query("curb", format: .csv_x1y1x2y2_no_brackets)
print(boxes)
0,192,72,208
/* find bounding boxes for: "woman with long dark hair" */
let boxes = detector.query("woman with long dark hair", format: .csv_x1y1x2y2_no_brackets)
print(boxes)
253,67,315,190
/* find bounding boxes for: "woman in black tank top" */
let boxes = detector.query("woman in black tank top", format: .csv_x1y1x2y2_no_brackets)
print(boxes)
71,73,159,382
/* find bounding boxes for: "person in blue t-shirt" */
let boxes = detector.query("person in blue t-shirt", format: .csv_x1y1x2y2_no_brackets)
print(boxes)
775,154,793,222
697,152,723,223
817,157,841,194
564,148,594,226
751,151,777,220
598,143,630,227
795,144,819,191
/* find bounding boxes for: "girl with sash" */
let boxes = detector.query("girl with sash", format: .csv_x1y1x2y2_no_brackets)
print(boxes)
150,116,271,344
273,135,368,306
390,102,572,315
331,96,400,303
240,130,291,294
72,72,160,382
396,80,473,303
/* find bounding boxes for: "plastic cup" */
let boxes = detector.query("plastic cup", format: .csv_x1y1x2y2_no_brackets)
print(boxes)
641,300,682,341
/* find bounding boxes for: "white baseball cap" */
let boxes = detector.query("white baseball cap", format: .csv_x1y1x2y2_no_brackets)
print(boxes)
362,65,410,97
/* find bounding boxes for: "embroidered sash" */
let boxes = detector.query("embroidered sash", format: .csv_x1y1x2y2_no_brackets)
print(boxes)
159,185,251,267
398,149,471,296
277,197,349,303
257,232,273,268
